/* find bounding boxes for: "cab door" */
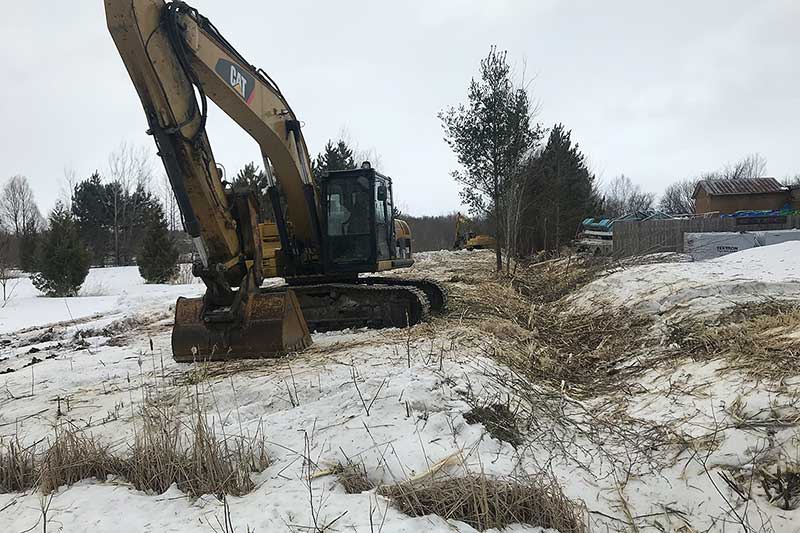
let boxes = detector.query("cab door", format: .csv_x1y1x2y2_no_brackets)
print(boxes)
323,174,376,273
375,178,392,261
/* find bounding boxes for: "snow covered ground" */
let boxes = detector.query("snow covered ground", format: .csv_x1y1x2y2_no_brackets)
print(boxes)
0,266,205,334
1,248,799,532
571,241,800,319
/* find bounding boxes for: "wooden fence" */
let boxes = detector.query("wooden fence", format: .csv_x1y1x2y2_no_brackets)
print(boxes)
612,215,800,257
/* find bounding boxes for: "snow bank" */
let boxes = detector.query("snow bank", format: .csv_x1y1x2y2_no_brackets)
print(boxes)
572,241,800,318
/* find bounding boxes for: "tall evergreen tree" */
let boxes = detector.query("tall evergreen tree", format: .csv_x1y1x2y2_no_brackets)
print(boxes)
519,124,599,253
106,180,160,266
70,173,161,267
439,47,542,271
72,171,111,265
124,183,162,264
311,140,356,180
31,203,90,297
18,227,40,272
138,207,178,283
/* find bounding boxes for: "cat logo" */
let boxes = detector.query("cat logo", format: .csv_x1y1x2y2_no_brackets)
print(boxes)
214,58,256,104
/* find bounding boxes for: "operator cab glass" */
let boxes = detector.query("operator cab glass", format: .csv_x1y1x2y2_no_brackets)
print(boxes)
321,168,395,273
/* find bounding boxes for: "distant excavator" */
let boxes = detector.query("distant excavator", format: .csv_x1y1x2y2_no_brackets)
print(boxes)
453,212,496,251
105,0,445,361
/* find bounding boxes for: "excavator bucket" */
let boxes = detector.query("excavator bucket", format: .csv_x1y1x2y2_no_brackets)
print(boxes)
172,290,311,362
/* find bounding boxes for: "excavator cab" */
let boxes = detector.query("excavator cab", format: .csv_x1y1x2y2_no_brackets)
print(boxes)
321,167,410,274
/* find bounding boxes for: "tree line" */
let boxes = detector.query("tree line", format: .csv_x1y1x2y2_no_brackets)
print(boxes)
0,143,182,297
0,137,397,297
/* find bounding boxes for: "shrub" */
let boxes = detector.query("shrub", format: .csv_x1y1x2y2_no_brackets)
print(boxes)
31,203,90,297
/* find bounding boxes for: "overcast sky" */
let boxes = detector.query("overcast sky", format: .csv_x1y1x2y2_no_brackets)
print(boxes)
1,1,798,216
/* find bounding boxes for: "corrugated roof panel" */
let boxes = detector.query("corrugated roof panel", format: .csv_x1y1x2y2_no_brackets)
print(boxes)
696,178,786,196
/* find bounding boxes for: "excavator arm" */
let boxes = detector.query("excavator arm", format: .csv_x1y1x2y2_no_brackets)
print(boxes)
106,0,313,359
106,0,321,280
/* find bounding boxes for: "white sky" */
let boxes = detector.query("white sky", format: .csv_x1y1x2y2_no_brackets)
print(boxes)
1,1,798,216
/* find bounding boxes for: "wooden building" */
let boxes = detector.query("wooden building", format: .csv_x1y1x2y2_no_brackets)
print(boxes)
692,178,790,214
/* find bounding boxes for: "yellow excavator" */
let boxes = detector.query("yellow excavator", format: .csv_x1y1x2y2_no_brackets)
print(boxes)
105,0,444,361
453,212,496,251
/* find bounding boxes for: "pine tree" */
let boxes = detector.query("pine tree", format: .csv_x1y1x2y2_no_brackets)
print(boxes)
311,140,356,180
439,47,543,271
31,203,90,297
72,171,111,265
137,208,178,283
233,162,276,221
519,124,599,253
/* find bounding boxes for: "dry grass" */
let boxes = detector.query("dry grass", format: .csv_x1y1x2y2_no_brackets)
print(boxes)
39,425,119,493
474,284,653,396
723,459,800,512
0,395,269,498
759,462,800,510
0,437,37,492
668,301,800,379
444,253,655,397
329,452,586,532
511,255,609,306
126,403,269,497
331,458,375,494
378,472,587,532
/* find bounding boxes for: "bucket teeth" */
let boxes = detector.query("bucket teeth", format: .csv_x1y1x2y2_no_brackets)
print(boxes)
172,289,311,362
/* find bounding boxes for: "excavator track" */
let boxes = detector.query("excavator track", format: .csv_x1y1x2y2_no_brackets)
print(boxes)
263,283,430,333
357,277,447,313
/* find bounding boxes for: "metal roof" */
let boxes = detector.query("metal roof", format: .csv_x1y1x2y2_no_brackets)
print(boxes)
692,178,786,198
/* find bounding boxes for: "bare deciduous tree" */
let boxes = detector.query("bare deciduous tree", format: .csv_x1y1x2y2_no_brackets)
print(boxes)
1,175,40,237
0,175,44,270
500,168,529,271
602,175,655,218
107,142,154,265
59,167,78,211
161,174,180,231
699,153,767,181
719,153,767,180
781,174,800,187
659,178,697,214
336,128,384,171
0,230,17,303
